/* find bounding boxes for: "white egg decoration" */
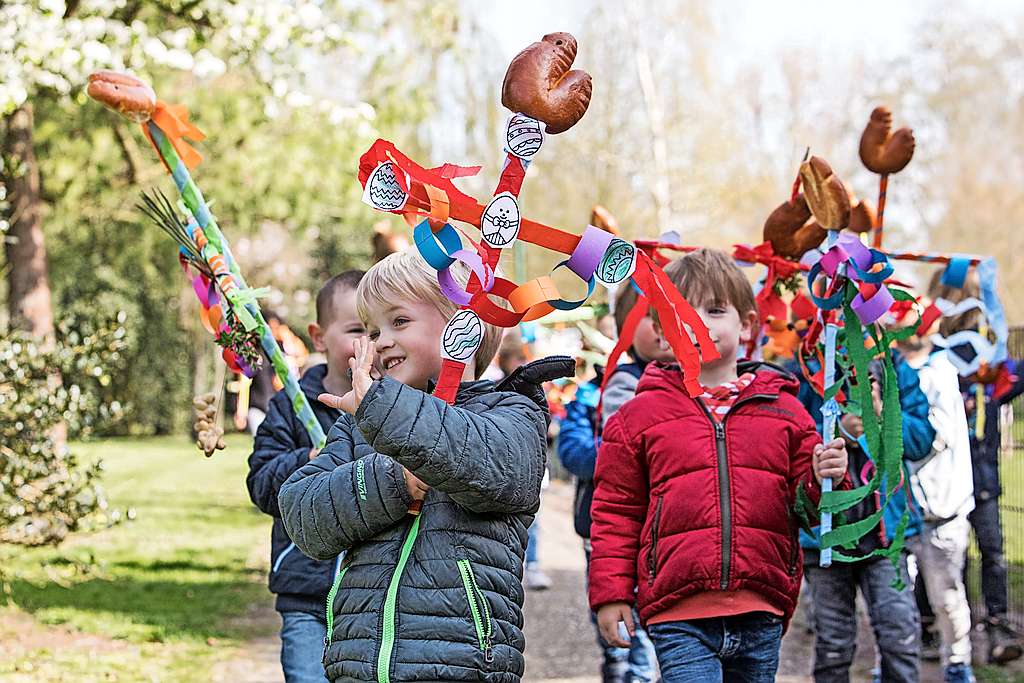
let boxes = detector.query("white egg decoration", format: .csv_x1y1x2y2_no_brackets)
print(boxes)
362,161,408,211
480,192,521,249
504,113,545,160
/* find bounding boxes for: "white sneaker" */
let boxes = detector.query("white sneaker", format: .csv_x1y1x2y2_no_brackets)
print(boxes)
525,563,552,591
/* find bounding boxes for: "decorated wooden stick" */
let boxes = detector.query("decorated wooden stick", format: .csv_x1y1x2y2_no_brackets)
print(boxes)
87,71,327,450
799,156,851,567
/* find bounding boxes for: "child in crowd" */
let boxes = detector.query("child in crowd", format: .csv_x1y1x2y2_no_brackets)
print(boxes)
558,284,670,683
246,270,365,683
278,249,573,683
601,284,674,428
898,305,977,683
796,348,934,683
927,270,1024,665
589,248,848,682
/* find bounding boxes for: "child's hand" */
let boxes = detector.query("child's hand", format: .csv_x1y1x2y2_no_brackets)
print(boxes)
403,467,429,501
318,337,376,415
813,438,848,483
596,602,635,648
308,447,321,460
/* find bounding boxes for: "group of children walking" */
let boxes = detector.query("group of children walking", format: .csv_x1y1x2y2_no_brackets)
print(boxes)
244,242,1021,683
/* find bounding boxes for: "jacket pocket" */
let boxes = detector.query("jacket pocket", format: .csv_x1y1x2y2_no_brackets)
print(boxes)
647,495,664,585
272,542,296,573
456,559,494,664
785,507,799,576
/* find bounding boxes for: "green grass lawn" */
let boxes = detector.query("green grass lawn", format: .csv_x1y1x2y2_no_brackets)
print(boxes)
0,434,275,682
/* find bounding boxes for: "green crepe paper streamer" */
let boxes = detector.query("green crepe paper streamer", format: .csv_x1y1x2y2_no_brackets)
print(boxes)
225,287,271,331
817,281,910,587
148,123,327,449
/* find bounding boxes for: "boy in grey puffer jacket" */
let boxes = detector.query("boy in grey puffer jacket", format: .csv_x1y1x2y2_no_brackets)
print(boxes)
280,249,572,683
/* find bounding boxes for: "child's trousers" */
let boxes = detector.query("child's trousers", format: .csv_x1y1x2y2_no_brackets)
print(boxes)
280,610,330,683
804,552,919,683
908,515,973,668
646,612,783,682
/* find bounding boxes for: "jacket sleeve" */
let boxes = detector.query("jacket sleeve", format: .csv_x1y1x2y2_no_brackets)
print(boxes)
896,360,937,462
246,391,312,518
588,410,648,610
278,418,412,559
353,377,548,515
600,371,639,429
557,399,598,479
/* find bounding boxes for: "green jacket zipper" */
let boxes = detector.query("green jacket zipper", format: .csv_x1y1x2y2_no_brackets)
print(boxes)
647,494,664,585
457,559,494,663
697,393,775,591
323,562,350,664
376,515,422,683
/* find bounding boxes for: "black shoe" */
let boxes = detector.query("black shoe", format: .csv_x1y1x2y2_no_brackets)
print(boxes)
921,625,941,662
986,616,1024,665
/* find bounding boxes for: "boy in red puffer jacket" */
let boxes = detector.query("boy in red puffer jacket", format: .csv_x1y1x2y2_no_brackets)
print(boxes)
589,248,848,683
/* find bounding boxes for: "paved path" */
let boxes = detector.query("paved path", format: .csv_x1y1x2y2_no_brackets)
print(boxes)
217,479,1010,682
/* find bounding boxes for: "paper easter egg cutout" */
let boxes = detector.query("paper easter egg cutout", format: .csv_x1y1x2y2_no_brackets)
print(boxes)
505,113,545,160
362,161,408,212
597,239,638,285
440,310,484,362
481,192,521,249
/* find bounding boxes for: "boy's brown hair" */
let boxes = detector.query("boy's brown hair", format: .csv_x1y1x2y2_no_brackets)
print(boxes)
316,270,365,326
662,248,757,319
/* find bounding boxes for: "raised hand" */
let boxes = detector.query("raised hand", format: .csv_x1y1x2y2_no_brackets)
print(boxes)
318,336,376,415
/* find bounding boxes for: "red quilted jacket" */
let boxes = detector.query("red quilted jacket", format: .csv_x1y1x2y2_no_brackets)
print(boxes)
588,362,824,626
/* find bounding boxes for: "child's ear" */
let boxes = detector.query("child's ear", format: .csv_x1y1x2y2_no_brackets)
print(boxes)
308,323,327,353
738,311,759,345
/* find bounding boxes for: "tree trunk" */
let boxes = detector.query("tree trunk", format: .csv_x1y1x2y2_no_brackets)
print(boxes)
4,103,55,347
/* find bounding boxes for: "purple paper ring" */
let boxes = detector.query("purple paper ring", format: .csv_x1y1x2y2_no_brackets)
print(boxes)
566,225,616,281
838,233,873,271
437,249,494,306
852,286,895,323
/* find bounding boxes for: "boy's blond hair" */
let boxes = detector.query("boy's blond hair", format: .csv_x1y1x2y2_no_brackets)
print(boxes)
356,248,501,378
662,248,757,320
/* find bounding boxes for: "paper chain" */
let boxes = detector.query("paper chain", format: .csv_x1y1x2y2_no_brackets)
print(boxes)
357,121,719,402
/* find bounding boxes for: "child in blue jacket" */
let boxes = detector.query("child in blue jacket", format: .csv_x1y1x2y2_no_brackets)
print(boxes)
795,352,935,683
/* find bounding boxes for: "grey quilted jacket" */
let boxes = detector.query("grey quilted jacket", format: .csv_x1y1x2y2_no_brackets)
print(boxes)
279,357,573,683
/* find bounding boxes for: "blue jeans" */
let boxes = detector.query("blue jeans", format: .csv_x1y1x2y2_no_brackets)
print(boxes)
280,611,330,683
647,612,783,683
527,518,540,564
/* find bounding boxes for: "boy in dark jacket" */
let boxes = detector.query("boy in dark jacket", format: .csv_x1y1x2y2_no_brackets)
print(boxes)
590,248,848,683
246,270,364,683
279,249,572,683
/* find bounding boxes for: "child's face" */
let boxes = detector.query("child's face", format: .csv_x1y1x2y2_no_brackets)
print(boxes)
308,288,364,375
363,298,448,390
693,302,757,366
634,315,674,363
